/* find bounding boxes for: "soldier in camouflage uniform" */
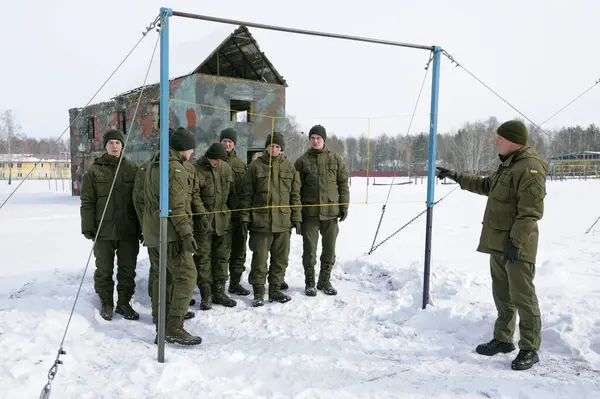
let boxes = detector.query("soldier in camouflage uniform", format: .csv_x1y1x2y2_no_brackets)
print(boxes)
240,132,302,307
294,124,350,296
436,120,546,371
132,130,207,323
80,129,141,321
141,127,204,346
193,142,238,310
219,128,252,296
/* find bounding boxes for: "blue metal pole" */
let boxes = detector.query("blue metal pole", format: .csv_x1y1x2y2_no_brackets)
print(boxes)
157,6,172,363
422,46,441,310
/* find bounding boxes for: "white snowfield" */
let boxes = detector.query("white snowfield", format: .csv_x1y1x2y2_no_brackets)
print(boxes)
1,177,599,399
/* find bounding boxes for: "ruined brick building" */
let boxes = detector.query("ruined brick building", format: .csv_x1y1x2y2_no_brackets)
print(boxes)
69,25,287,195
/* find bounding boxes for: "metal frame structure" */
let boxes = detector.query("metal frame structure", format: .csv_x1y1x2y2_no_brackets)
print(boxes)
156,7,443,362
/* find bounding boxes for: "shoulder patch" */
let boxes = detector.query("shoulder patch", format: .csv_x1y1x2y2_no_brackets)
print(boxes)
529,167,538,174
175,168,182,173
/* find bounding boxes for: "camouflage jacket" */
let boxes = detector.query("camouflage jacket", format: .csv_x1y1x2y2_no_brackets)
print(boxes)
456,146,547,264
294,147,350,220
80,153,140,240
224,149,247,217
194,155,235,236
132,159,150,226
141,149,206,247
240,151,302,233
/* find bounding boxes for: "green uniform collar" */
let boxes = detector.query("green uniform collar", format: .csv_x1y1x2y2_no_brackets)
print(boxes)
227,149,237,161
499,145,528,166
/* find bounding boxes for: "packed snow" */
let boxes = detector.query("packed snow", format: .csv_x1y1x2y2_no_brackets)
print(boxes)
1,176,599,398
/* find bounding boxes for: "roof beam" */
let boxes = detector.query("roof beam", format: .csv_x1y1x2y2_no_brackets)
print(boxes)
219,48,246,78
230,37,262,81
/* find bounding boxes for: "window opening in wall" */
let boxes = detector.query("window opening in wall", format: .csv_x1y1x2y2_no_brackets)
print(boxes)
230,99,253,123
88,116,95,139
118,110,127,134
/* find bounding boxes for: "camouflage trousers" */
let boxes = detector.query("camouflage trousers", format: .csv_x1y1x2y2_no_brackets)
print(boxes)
147,247,160,320
228,219,248,282
93,238,139,301
301,218,339,284
193,231,232,286
247,231,291,287
148,242,197,320
490,254,542,351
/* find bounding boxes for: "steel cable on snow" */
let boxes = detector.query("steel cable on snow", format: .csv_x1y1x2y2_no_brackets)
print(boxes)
367,51,433,254
368,52,600,255
39,21,161,399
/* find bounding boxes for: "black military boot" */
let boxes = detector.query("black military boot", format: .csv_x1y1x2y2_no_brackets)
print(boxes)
475,338,516,356
115,302,140,320
115,293,140,320
252,284,265,307
99,296,114,321
269,285,292,303
304,269,317,296
511,350,539,370
280,281,289,290
189,298,196,306
161,316,202,346
199,283,212,311
228,274,251,296
212,282,237,307
317,269,337,296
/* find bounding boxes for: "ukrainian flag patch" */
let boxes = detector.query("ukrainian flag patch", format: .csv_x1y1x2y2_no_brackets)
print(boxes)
175,168,182,173
529,167,538,174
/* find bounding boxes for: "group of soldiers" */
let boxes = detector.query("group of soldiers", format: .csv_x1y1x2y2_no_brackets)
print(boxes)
80,118,546,371
79,124,350,346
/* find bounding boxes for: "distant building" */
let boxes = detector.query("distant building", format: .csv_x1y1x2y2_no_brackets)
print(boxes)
0,154,71,180
68,25,288,196
548,150,600,179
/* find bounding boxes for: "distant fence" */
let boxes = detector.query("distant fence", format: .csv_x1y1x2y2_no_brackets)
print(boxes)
351,170,492,178
0,177,72,194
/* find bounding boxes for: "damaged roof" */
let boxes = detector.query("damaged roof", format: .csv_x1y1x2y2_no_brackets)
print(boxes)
193,25,287,86
115,25,286,99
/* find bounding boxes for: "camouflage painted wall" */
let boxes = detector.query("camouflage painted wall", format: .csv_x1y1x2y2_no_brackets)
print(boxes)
69,73,286,195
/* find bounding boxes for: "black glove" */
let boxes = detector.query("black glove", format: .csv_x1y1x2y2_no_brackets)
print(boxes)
182,235,198,254
294,222,302,235
339,209,348,222
239,221,249,236
194,214,212,235
503,240,521,264
435,167,457,181
83,231,95,240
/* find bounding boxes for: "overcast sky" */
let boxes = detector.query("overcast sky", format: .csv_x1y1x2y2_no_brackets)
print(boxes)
1,0,599,140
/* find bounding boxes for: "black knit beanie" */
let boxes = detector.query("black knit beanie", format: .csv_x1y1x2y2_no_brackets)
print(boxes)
169,127,196,151
497,120,528,145
309,124,327,141
219,128,238,144
265,132,285,151
205,142,228,160
103,129,124,148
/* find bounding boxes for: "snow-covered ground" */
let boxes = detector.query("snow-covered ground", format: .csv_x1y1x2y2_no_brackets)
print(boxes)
1,176,600,399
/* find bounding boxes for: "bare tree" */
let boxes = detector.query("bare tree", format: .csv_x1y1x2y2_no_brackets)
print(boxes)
281,115,306,161
402,135,413,177
0,110,23,185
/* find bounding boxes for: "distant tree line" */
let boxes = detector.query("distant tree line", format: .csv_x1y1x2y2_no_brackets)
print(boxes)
283,115,600,174
3,107,600,174
0,109,69,158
